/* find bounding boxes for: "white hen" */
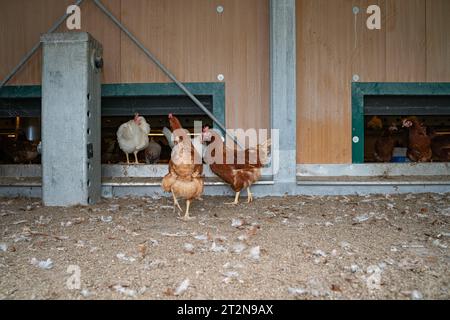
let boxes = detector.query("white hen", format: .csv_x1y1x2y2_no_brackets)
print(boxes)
117,113,150,164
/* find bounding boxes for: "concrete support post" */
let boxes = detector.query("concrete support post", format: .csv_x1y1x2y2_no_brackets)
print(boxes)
270,0,297,194
41,33,103,206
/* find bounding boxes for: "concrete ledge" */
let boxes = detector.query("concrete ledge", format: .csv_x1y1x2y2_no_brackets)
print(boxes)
298,176,450,186
297,163,450,177
1,164,449,198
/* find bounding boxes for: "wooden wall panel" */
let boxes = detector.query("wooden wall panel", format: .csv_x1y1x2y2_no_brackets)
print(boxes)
0,0,269,131
0,0,27,85
426,0,450,82
385,0,426,82
18,0,72,85
351,0,386,82
297,0,354,163
296,0,447,163
81,0,122,83
120,0,270,130
2,0,449,164
0,0,120,85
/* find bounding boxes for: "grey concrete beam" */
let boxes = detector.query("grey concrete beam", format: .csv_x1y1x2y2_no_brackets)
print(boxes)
270,0,297,195
41,32,103,206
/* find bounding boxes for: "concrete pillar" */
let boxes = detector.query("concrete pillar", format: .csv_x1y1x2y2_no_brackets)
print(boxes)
270,0,297,193
41,32,103,206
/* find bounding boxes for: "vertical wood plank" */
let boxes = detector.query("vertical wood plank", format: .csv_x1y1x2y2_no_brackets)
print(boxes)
426,0,450,82
385,0,426,82
81,0,122,83
120,0,270,130
351,0,386,82
297,0,354,163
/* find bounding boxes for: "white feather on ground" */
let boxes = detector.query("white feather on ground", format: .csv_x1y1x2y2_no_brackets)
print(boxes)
174,279,190,296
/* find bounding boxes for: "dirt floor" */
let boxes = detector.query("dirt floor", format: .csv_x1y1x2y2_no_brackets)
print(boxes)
0,193,449,300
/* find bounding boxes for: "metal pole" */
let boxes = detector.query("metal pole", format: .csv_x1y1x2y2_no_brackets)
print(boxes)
0,0,85,89
92,0,243,148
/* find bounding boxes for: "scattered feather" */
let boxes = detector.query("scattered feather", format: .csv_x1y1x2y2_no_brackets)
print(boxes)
313,250,327,257
288,287,308,296
237,234,248,242
350,264,360,273
194,234,208,241
80,289,91,297
249,246,261,260
0,243,8,252
12,220,28,225
211,242,227,253
31,258,53,269
160,232,188,237
353,214,370,223
35,216,51,226
411,290,423,300
113,285,136,297
231,218,245,228
116,253,136,263
101,216,113,223
174,279,190,296
232,243,246,254
184,243,195,253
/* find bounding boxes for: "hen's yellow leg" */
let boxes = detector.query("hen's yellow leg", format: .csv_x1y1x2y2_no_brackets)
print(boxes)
134,151,139,164
171,190,183,215
125,153,130,164
225,191,240,205
179,199,195,221
247,187,253,203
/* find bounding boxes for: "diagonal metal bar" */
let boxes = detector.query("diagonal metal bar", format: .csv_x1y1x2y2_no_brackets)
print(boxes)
92,0,243,149
0,0,85,89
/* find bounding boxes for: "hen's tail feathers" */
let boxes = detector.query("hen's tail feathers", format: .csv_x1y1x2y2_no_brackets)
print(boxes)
163,127,175,149
260,139,272,165
251,139,272,165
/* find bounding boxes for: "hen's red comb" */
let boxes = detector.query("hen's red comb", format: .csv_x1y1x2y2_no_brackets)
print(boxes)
168,113,173,119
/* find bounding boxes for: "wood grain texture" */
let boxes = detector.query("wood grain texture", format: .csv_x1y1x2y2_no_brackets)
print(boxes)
120,0,270,130
0,0,27,85
351,0,386,82
296,0,446,163
0,0,270,132
2,0,449,164
16,0,73,84
297,0,354,163
385,0,426,82
426,0,450,82
81,0,122,84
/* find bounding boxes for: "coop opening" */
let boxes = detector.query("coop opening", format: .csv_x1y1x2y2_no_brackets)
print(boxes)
0,93,215,165
363,95,450,163
102,94,214,164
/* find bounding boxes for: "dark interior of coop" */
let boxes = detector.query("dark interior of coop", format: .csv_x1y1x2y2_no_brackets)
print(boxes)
363,95,450,163
0,95,214,165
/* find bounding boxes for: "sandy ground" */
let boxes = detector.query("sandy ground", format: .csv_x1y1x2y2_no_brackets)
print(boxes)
0,193,449,300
